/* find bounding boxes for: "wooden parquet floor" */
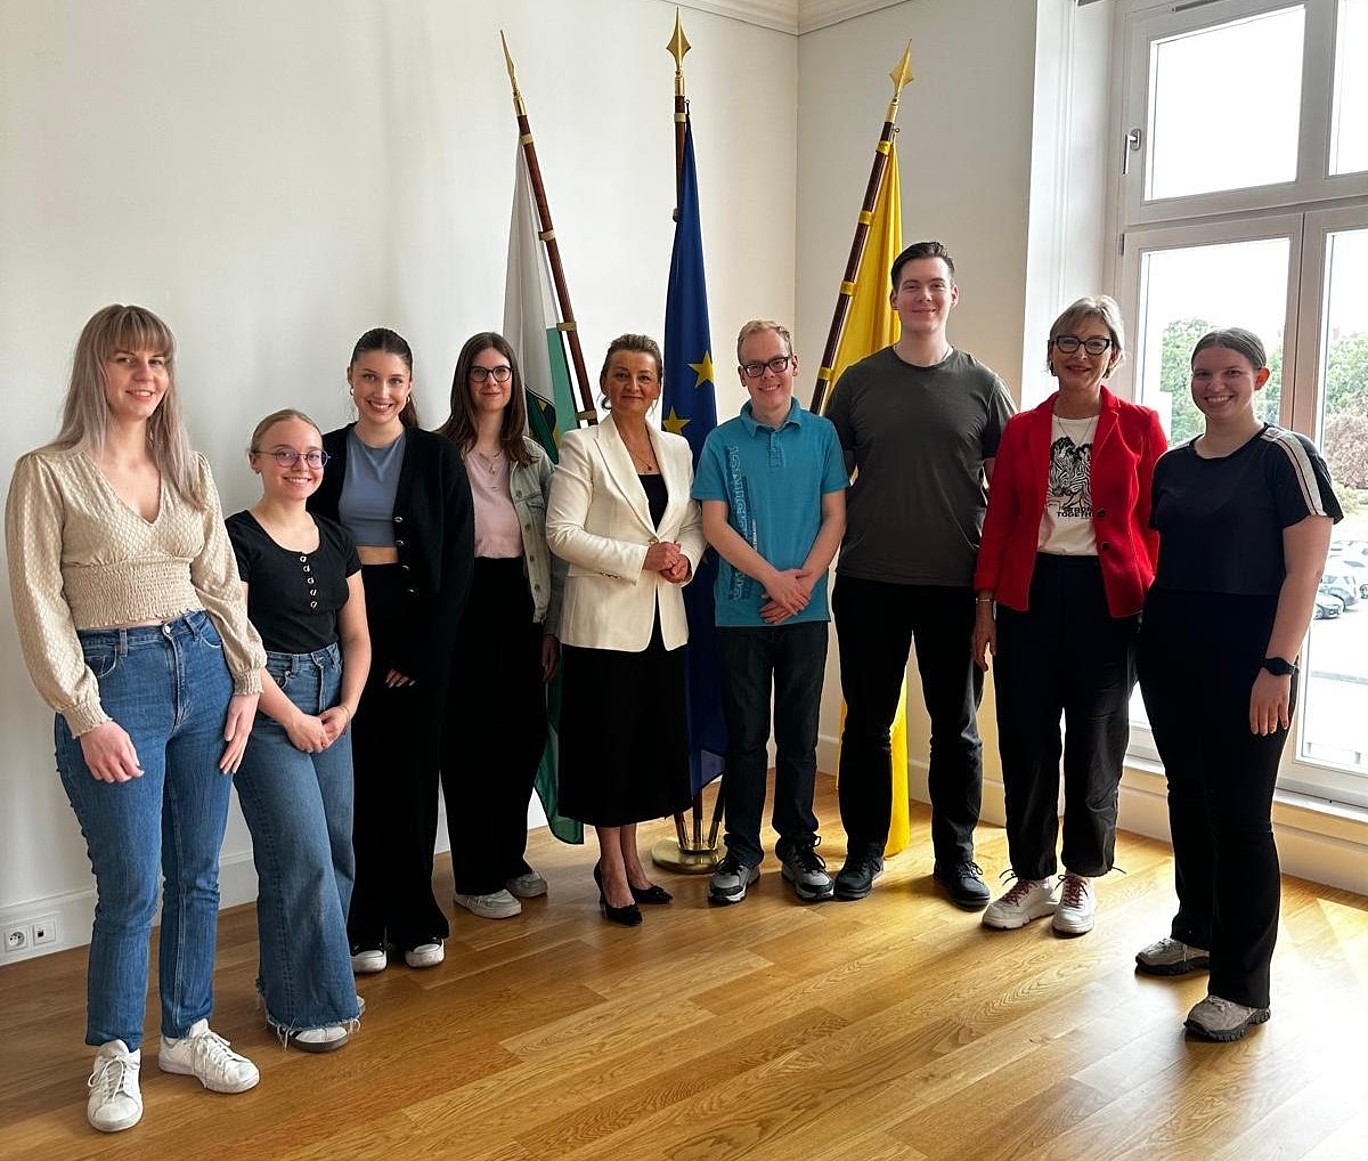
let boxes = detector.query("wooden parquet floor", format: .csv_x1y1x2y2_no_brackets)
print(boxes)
2,777,1366,1160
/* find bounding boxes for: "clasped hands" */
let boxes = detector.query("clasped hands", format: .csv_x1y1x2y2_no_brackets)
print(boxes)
643,539,692,584
759,567,815,624
284,705,351,754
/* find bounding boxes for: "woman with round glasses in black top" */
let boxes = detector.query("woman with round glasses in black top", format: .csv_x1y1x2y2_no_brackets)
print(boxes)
228,408,369,1051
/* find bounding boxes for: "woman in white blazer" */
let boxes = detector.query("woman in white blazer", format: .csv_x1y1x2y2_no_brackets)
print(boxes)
547,334,705,926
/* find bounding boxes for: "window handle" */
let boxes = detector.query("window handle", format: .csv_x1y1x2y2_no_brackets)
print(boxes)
1123,128,1143,176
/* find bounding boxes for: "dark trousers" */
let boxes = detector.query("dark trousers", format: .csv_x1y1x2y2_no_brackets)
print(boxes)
1139,589,1287,1010
440,558,546,895
994,554,1136,880
717,622,828,867
832,576,983,863
348,565,449,952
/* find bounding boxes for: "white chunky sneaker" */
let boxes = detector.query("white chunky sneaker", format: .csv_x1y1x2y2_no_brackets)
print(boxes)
403,940,445,969
287,1024,350,1053
1051,873,1095,936
87,1040,142,1132
350,947,387,975
982,877,1057,930
158,1020,260,1093
454,890,523,919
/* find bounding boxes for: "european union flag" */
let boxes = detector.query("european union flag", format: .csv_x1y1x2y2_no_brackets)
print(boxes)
663,112,725,795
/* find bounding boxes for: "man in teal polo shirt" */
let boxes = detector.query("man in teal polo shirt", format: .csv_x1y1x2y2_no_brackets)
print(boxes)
692,319,848,904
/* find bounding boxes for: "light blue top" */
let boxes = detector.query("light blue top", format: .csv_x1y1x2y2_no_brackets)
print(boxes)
338,429,404,547
692,398,848,627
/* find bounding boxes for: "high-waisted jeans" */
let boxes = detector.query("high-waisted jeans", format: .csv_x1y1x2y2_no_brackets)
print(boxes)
55,610,234,1050
235,642,359,1035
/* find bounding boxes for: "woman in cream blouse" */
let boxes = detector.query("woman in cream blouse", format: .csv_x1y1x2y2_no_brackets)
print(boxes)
547,334,705,926
6,305,265,1133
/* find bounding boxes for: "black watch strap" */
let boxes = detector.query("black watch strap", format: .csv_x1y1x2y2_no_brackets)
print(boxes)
1261,656,1298,677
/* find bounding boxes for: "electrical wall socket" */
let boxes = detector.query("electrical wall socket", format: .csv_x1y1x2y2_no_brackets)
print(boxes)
3,925,30,953
32,916,58,946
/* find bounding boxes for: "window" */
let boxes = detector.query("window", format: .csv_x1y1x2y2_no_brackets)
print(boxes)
1112,0,1368,807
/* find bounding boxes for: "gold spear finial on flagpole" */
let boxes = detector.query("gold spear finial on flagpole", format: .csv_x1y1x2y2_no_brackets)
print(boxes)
886,39,914,122
499,30,526,117
668,8,691,99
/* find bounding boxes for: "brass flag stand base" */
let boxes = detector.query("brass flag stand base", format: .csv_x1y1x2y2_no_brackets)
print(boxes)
651,785,724,874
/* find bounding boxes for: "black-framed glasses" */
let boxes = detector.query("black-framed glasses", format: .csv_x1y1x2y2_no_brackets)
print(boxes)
1051,335,1114,356
255,449,330,469
739,355,795,379
470,365,513,384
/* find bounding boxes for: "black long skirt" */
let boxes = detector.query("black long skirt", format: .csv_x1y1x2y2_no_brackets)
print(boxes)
558,617,691,827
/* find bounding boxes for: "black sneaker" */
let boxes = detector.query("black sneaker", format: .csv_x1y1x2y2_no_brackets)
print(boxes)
779,841,835,902
833,851,884,901
933,860,991,910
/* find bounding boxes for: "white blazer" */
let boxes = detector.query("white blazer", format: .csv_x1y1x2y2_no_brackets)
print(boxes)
547,413,705,652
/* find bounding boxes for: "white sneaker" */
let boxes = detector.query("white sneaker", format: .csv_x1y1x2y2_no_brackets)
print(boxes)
1052,873,1095,936
350,947,387,974
403,941,445,969
506,869,548,899
982,877,1057,930
287,1024,350,1053
87,1040,142,1132
158,1020,259,1094
455,890,522,919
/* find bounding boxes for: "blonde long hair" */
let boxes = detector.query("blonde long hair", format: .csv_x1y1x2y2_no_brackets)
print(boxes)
51,304,203,508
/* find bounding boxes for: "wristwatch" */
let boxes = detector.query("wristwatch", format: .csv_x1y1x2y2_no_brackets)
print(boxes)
1261,656,1298,677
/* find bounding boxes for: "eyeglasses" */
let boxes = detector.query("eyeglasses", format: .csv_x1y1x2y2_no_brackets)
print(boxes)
470,365,513,384
1051,335,1115,356
739,355,795,379
254,449,330,469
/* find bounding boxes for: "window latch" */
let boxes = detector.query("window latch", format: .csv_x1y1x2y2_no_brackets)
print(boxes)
1123,128,1143,176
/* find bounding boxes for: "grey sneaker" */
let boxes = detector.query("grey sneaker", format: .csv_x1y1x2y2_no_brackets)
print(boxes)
1135,936,1211,976
158,1020,259,1094
455,889,522,919
87,1040,142,1133
708,853,760,905
1051,873,1095,936
982,877,1057,930
780,842,834,902
506,869,548,899
1185,994,1270,1042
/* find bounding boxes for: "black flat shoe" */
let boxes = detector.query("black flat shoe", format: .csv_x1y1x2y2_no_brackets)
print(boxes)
629,882,673,905
599,898,643,926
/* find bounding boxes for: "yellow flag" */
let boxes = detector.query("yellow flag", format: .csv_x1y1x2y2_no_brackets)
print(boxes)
823,144,913,857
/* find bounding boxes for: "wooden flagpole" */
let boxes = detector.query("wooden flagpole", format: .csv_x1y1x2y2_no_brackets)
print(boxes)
500,32,597,424
808,41,914,416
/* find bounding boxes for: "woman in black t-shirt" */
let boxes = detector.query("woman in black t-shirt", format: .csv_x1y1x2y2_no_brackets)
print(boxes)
228,409,370,1052
1135,329,1340,1042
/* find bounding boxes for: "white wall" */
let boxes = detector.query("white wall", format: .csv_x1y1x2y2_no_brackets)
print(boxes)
0,0,795,958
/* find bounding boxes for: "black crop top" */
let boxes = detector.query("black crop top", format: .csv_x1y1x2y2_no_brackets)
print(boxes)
226,511,362,654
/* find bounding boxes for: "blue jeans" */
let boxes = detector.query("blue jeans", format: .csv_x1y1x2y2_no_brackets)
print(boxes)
717,622,828,867
235,644,359,1034
55,611,234,1050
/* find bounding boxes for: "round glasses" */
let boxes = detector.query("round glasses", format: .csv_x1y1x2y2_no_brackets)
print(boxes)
470,365,513,384
739,355,795,379
1050,335,1114,356
255,449,330,469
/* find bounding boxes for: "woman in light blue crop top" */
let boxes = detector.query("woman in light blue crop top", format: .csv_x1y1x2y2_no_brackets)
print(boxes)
308,327,474,976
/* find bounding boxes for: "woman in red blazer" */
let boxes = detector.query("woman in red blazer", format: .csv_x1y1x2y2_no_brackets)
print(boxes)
971,296,1165,937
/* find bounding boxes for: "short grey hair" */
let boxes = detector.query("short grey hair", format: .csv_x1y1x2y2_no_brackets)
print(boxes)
1047,295,1126,372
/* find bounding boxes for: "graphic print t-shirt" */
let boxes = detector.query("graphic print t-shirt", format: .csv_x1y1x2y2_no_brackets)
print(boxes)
1037,413,1098,556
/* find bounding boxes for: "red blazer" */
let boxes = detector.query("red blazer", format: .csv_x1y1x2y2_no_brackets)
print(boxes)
973,387,1165,617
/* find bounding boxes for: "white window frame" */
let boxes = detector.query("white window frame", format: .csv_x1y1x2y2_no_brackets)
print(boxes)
1111,0,1368,809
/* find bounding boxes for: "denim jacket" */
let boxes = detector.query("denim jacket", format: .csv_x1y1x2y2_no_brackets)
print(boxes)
510,438,565,635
